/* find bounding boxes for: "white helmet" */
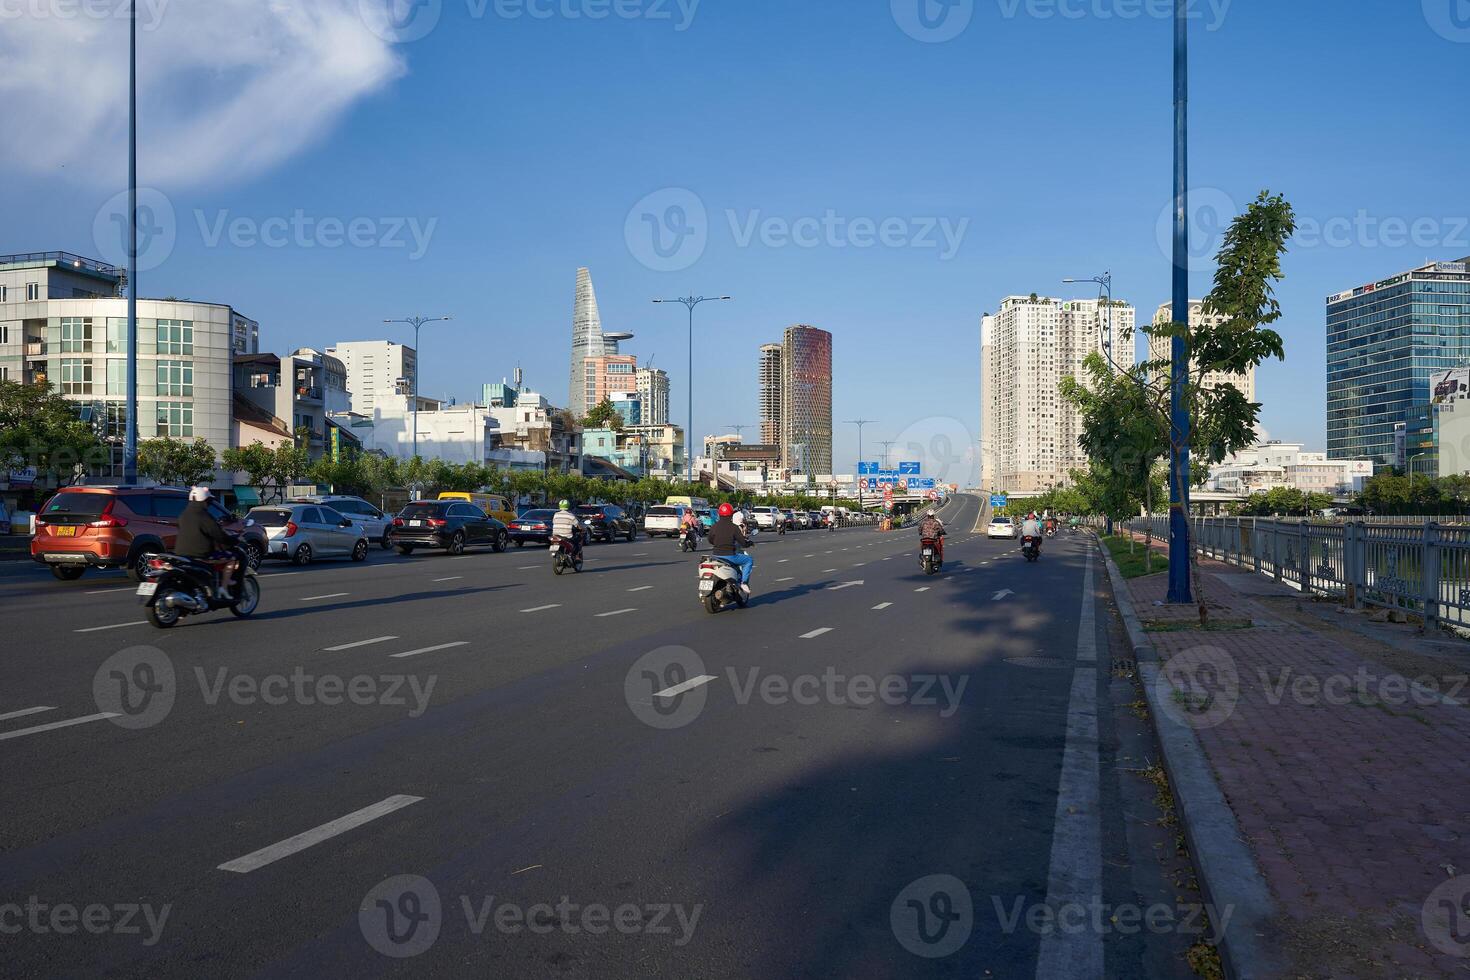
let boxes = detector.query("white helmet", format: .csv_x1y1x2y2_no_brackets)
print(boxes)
732,512,746,526
926,508,936,517
189,486,211,503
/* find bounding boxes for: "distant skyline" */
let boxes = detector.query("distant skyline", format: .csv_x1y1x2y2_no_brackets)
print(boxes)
3,0,1468,478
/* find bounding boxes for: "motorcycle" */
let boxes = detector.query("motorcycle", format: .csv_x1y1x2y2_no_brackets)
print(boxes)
679,527,698,553
551,535,584,575
1021,535,1041,562
920,537,943,575
698,555,749,614
137,544,260,629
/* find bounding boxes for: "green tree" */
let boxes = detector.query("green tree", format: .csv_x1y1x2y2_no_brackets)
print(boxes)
138,437,218,486
0,379,106,485
222,441,311,503
580,398,625,432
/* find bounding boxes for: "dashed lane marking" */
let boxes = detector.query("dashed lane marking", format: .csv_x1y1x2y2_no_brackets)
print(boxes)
217,795,424,873
391,642,469,659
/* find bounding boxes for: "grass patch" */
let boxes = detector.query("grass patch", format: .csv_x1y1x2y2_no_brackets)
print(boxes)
1101,535,1162,579
1143,619,1253,633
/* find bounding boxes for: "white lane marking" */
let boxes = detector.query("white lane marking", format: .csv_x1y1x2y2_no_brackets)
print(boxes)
855,562,867,567
217,795,424,874
84,588,131,595
804,554,815,558
433,576,463,582
777,559,790,563
872,602,893,610
822,568,838,573
1035,547,1101,978
324,636,399,652
633,552,649,557
654,675,717,699
450,555,476,561
882,557,893,561
628,586,654,592
74,621,146,633
0,711,121,742
391,641,469,659
800,628,833,639
520,604,561,613
518,564,540,570
0,706,56,722
265,571,300,577
914,587,930,593
596,608,637,618
776,576,794,582
300,593,349,602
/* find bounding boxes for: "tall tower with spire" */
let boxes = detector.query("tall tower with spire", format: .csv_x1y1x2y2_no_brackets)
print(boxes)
569,267,633,418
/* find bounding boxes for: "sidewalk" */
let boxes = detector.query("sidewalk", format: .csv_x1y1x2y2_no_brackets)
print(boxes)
0,535,31,562
1112,534,1470,978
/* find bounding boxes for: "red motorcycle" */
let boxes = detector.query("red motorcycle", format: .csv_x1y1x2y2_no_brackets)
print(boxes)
920,537,943,575
551,535,584,575
1021,535,1041,562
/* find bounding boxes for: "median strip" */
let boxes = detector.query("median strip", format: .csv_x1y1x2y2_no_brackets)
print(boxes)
217,794,424,874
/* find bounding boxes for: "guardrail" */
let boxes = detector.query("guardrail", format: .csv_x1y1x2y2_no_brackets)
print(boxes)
1119,515,1470,628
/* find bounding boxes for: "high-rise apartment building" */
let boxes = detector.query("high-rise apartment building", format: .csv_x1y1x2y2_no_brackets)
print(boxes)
636,367,669,426
326,340,416,416
981,295,1136,494
779,325,833,475
568,267,633,418
759,343,783,445
1326,257,1470,467
1148,301,1256,402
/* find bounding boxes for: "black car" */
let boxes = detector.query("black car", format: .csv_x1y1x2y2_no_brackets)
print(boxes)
507,509,557,547
575,504,637,543
390,500,507,555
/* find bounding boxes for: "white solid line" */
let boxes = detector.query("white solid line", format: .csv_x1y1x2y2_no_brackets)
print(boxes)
74,621,146,633
800,628,833,639
776,577,794,582
84,588,131,595
872,602,893,610
265,571,300,577
518,564,540,570
391,642,469,659
0,711,121,742
217,795,424,874
324,636,399,652
596,608,637,618
1035,546,1102,978
914,587,930,593
628,585,654,592
433,576,463,582
822,568,837,573
0,706,56,722
300,593,349,602
520,604,561,613
654,674,717,698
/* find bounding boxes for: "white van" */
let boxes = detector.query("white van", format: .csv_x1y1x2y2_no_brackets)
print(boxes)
751,506,781,530
643,504,689,538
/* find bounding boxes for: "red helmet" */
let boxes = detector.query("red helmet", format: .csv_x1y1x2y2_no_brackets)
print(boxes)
718,502,734,518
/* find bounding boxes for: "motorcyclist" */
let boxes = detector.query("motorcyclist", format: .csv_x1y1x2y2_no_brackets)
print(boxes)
679,506,701,547
550,499,585,558
1021,511,1044,552
917,507,946,562
176,486,237,597
707,502,754,597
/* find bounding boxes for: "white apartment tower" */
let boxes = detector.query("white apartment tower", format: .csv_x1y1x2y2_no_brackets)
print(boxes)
981,296,1135,494
636,367,670,426
1148,301,1256,402
325,340,416,416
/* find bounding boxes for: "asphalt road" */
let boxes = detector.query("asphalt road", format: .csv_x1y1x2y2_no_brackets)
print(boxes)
0,494,1197,978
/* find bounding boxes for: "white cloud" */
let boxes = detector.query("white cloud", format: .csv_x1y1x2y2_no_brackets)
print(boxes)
0,0,405,187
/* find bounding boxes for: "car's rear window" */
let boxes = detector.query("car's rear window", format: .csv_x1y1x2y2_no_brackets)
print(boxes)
249,509,293,527
992,517,1012,523
519,510,554,522
646,507,677,517
401,502,448,517
43,492,111,517
575,505,604,515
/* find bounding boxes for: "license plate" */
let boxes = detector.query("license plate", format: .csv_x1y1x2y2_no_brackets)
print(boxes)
54,526,78,536
410,520,424,527
699,579,714,593
923,549,934,556
136,582,157,597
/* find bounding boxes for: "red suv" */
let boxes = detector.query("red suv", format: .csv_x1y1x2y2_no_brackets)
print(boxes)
31,487,267,582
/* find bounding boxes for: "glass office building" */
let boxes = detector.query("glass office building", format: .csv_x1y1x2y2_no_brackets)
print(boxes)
1326,258,1470,467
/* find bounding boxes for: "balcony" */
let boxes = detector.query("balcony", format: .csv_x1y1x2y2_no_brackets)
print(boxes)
25,341,45,356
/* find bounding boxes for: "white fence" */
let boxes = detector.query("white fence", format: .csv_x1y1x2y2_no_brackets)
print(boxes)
1121,516,1470,628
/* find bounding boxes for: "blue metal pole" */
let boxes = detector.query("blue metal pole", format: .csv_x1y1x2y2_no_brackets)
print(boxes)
1167,0,1193,603
123,0,138,483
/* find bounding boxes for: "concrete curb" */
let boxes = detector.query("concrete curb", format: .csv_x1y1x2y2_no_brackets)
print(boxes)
1097,537,1286,980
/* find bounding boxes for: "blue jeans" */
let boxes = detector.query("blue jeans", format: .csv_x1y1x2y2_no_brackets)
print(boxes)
720,553,754,585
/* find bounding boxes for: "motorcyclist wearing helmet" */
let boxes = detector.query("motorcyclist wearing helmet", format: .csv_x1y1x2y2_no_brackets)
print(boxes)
707,501,754,596
550,499,585,558
176,485,238,597
917,507,946,561
679,505,701,545
1020,510,1044,552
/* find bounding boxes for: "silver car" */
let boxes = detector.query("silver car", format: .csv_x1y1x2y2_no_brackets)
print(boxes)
247,503,369,565
293,494,394,549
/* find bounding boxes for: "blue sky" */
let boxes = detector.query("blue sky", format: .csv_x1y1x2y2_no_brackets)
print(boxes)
4,0,1468,478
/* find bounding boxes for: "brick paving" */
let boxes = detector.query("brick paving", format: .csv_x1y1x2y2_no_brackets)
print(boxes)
1113,535,1470,978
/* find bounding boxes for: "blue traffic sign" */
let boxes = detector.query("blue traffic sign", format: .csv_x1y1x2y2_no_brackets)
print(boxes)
990,494,1008,509
909,478,935,490
898,461,921,475
857,462,880,475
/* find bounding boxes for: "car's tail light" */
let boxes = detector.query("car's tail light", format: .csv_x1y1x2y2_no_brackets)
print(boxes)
429,518,448,528
285,521,299,537
392,517,405,527
147,557,169,570
88,499,127,528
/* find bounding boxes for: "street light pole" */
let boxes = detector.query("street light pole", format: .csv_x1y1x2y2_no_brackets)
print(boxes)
879,440,896,470
652,295,731,483
1062,272,1115,366
122,0,138,483
845,419,875,512
1167,0,1194,603
384,315,453,465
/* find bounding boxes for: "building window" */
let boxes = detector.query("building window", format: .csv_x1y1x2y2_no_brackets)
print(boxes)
26,282,40,301
106,359,127,395
156,401,193,437
0,286,7,303
0,366,7,382
0,322,8,344
60,317,94,352
60,358,93,395
156,319,194,355
156,359,193,397
106,318,128,353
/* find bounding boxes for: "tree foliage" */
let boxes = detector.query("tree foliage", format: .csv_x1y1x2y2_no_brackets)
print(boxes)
579,398,625,432
137,437,218,487
0,379,106,484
